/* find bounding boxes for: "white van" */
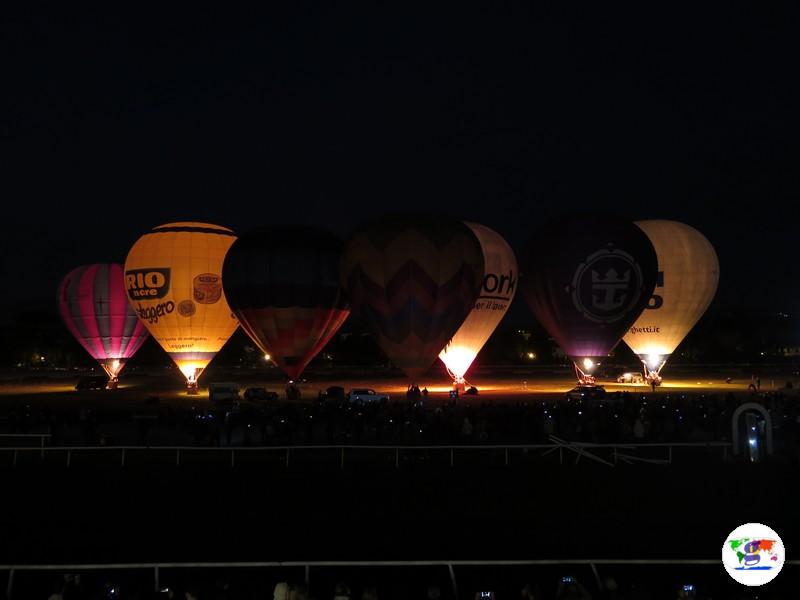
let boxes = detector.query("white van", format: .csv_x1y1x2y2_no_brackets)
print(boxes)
348,388,390,403
208,382,240,403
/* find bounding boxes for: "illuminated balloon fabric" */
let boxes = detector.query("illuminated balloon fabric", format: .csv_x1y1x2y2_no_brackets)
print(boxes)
222,226,350,381
58,264,149,379
522,215,658,363
439,222,517,380
341,215,485,381
124,222,239,383
623,220,719,363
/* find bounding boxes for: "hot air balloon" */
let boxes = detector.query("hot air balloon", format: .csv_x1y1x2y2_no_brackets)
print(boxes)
124,222,239,392
58,264,149,388
522,215,658,385
439,222,517,390
341,215,485,382
222,226,350,382
622,220,719,384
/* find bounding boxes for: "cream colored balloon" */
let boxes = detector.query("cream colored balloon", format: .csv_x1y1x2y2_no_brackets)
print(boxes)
623,220,719,372
439,222,517,381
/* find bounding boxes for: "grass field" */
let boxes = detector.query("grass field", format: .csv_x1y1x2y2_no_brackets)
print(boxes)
2,363,795,411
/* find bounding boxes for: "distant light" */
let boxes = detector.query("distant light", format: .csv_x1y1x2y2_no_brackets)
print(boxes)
583,358,594,370
264,354,271,361
526,352,536,360
749,438,757,446
40,356,46,361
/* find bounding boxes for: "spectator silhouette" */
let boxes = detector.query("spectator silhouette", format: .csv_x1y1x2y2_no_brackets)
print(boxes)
521,583,543,599
333,581,352,600
273,582,289,600
47,579,64,600
556,576,592,600
360,586,378,600
598,575,619,600
185,587,200,600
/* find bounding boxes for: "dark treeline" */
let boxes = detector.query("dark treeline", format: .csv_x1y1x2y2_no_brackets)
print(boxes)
1,306,799,371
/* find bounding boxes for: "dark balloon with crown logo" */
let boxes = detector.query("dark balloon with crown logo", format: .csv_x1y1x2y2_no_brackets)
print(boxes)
522,215,658,383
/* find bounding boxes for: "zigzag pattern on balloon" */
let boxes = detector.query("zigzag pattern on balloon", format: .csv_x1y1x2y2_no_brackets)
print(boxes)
342,230,480,286
341,215,485,381
345,263,479,344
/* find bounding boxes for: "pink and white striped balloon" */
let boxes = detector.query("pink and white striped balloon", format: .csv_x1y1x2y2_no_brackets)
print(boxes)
58,264,149,386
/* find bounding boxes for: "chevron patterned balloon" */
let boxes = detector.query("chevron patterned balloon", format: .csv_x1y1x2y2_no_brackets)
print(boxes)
340,215,485,381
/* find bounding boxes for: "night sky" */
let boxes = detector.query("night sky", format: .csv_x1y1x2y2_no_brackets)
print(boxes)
3,5,798,324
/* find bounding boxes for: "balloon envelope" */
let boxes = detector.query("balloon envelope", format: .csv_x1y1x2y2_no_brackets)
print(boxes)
58,264,149,381
124,222,239,384
222,226,350,381
341,215,485,381
522,215,658,366
623,220,719,365
439,222,517,381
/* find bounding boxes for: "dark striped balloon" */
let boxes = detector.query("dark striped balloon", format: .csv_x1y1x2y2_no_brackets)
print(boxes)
340,215,485,381
58,264,149,383
223,226,350,381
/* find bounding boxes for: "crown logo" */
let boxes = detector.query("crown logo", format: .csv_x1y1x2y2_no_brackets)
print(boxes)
571,248,643,324
591,268,630,284
591,268,631,311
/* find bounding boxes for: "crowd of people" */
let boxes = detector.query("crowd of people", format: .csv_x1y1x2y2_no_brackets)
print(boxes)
37,571,781,599
1,387,799,458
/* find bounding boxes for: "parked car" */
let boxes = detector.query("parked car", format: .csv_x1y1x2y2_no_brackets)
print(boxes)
75,375,108,390
209,382,240,404
319,385,346,402
348,388,390,403
565,385,606,400
616,371,644,384
243,387,279,403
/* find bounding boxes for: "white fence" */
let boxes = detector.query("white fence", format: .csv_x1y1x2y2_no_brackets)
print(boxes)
0,438,734,468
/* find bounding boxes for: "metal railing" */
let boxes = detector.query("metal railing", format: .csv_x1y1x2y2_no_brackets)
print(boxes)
0,439,733,468
3,558,798,599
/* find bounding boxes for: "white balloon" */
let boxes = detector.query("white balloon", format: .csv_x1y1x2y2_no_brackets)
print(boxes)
439,222,517,381
623,220,719,377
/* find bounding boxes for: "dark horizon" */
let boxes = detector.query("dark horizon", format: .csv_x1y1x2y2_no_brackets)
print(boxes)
3,5,799,322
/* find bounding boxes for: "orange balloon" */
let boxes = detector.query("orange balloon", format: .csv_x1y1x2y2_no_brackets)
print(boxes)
124,222,239,386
